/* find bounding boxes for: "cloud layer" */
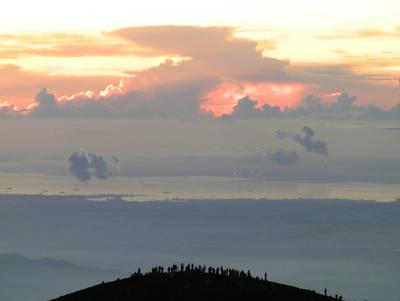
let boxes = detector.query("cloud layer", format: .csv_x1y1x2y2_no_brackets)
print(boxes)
225,93,400,120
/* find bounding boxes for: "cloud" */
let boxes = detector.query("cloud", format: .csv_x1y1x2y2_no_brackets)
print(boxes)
294,127,328,156
287,62,399,109
318,26,400,39
222,96,282,119
274,127,328,156
1,26,399,119
24,79,217,118
267,149,299,165
0,33,160,58
68,151,118,182
68,152,91,182
5,85,400,121
106,26,294,115
229,97,263,118
0,101,18,117
30,88,60,116
0,64,120,109
215,91,400,120
110,26,287,81
275,129,292,139
87,152,112,180
288,92,400,119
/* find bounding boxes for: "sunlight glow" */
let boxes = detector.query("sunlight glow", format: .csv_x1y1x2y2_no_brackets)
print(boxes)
202,82,307,116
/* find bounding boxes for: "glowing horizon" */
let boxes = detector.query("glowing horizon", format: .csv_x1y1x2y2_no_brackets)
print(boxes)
0,1,399,116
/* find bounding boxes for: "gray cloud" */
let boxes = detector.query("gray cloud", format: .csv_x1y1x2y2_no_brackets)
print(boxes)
221,92,400,120
26,80,216,119
222,96,282,119
275,127,328,156
30,88,60,117
294,127,328,156
68,152,91,182
268,149,299,165
68,151,118,182
275,129,292,139
22,88,400,122
111,26,288,82
88,152,111,180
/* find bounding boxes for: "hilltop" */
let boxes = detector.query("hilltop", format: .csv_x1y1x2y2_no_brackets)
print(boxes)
51,264,343,301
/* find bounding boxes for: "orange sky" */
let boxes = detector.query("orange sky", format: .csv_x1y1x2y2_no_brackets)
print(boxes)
0,1,399,116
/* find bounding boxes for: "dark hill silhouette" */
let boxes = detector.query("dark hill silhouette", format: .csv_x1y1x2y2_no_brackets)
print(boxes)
51,264,343,301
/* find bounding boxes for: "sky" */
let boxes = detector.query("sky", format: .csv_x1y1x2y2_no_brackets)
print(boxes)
0,0,399,199
1,4,400,300
0,0,400,116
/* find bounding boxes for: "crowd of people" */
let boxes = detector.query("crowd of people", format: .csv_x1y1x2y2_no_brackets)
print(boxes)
131,263,269,281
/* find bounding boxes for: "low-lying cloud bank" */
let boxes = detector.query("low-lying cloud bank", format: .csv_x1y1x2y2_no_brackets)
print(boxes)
1,89,399,120
223,93,400,120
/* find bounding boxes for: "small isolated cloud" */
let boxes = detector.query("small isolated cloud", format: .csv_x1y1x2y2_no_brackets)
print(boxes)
268,149,299,165
275,127,328,156
68,151,118,182
88,152,111,180
68,152,91,182
294,126,328,155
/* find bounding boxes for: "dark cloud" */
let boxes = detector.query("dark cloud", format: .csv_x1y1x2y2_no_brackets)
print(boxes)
229,97,263,118
268,149,299,165
68,152,91,182
218,92,400,120
286,93,358,118
294,127,328,156
223,96,282,119
275,127,328,156
87,152,111,180
68,151,118,182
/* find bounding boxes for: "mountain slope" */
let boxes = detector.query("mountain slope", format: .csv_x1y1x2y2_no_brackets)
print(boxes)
52,265,342,301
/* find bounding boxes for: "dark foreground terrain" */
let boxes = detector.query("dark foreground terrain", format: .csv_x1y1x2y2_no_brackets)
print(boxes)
51,265,342,301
